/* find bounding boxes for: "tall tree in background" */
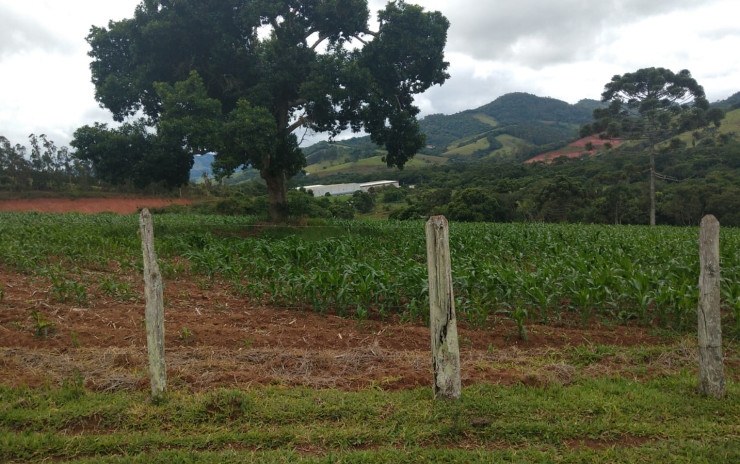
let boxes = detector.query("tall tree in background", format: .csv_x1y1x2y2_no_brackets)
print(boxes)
583,68,710,225
85,0,449,219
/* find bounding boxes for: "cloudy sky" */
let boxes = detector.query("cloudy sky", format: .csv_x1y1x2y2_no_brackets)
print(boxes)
1,0,738,149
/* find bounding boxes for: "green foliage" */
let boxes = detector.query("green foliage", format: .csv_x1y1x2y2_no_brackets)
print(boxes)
30,311,55,338
445,188,508,222
591,68,710,143
85,0,450,217
1,134,91,192
179,327,193,346
583,67,715,225
46,265,88,306
384,139,740,226
350,190,375,214
4,211,740,334
312,93,600,166
97,275,134,301
71,120,192,189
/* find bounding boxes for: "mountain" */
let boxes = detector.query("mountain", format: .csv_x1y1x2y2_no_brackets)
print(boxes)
712,91,740,110
191,92,737,181
190,154,216,181
301,93,603,178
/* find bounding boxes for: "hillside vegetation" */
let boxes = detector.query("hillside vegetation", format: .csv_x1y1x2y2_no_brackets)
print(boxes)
300,93,601,178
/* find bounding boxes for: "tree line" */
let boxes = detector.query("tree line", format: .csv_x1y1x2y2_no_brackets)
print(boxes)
382,139,740,226
0,134,94,191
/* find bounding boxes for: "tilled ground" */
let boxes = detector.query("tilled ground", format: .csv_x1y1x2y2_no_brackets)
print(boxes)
0,196,194,214
1,267,709,394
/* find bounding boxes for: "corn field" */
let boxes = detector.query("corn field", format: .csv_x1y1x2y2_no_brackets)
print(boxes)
1,212,739,334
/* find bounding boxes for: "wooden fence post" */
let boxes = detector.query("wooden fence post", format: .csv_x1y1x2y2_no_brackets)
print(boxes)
426,216,462,400
140,208,167,400
697,214,725,399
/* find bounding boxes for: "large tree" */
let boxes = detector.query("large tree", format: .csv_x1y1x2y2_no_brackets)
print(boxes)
85,0,449,219
582,68,711,225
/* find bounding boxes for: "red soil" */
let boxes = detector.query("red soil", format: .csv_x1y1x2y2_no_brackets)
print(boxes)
525,136,623,164
0,197,194,214
0,266,678,394
0,197,709,395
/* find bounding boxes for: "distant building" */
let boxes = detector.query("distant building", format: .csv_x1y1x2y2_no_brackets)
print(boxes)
301,180,399,197
359,180,399,191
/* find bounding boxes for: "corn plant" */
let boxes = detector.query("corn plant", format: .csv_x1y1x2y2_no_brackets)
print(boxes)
31,311,55,337
4,212,740,332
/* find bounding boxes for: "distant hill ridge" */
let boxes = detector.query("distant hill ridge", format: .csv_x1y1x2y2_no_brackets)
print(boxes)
191,91,738,181
300,92,603,176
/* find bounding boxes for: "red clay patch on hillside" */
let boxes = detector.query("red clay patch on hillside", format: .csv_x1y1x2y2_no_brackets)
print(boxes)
0,197,194,214
526,136,623,164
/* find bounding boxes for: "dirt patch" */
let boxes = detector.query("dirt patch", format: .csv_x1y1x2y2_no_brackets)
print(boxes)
0,197,194,214
0,266,696,393
525,136,623,164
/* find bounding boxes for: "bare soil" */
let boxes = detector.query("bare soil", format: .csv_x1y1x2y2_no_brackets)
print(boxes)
525,136,624,164
1,267,684,394
0,197,194,214
0,197,713,394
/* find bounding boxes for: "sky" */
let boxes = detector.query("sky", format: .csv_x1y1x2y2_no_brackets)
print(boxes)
1,0,738,149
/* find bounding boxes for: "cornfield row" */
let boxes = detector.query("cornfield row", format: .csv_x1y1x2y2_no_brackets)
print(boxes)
1,212,739,333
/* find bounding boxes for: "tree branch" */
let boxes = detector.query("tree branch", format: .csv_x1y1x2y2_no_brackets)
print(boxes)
310,33,329,50
287,116,311,133
289,98,308,109
270,18,281,39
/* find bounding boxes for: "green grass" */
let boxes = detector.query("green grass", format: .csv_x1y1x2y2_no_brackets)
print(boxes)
1,373,738,463
2,212,739,462
719,108,740,134
444,137,490,157
471,113,498,127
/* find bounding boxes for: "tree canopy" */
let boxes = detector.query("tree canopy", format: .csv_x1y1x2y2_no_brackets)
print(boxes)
581,67,718,225
81,0,449,219
587,68,710,143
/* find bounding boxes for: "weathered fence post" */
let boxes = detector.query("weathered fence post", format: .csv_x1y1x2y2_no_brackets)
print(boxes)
139,208,167,400
697,214,725,399
426,216,462,400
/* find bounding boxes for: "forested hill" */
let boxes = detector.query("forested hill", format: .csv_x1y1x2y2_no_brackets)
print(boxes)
712,91,740,110
193,91,737,182
301,92,603,177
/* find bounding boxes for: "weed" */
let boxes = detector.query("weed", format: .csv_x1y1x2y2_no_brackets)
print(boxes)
57,369,85,401
71,331,81,348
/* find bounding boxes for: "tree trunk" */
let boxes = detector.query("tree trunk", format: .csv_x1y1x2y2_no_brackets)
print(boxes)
262,169,288,221
649,149,656,226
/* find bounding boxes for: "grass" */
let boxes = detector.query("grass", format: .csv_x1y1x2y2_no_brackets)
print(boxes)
1,212,739,461
471,113,498,127
444,137,490,157
1,372,737,463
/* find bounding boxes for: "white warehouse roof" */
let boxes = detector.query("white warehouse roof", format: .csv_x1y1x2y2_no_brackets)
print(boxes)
300,180,399,197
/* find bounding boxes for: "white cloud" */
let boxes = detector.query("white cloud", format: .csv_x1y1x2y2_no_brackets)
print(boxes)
0,4,74,58
0,0,738,149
